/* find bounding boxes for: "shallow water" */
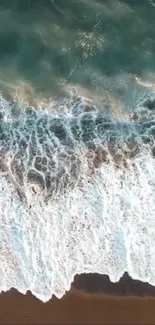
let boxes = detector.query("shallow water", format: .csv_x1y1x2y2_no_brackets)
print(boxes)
1,0,155,302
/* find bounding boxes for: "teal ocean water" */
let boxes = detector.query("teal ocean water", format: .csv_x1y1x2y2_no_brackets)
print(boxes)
1,0,155,302
0,0,155,102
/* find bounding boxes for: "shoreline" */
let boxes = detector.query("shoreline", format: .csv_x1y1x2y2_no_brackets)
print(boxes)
73,272,155,297
0,273,155,324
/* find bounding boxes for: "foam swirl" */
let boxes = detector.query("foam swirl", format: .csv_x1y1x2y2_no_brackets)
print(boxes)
1,94,155,302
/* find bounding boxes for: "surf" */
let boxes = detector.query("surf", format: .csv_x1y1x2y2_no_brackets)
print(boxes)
1,93,155,302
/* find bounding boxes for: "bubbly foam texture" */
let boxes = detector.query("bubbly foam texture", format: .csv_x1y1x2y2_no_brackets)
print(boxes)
1,92,155,302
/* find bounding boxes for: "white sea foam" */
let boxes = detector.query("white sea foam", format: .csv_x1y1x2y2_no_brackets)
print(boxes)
0,147,155,302
1,91,155,302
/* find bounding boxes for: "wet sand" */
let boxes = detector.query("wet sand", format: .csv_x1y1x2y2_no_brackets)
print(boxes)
1,273,155,324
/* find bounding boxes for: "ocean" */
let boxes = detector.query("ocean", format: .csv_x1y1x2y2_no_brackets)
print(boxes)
1,0,155,302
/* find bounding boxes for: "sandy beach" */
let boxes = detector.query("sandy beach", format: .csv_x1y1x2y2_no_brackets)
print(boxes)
0,273,155,324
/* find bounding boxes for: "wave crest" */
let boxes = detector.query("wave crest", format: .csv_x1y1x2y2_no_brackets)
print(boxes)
1,93,155,302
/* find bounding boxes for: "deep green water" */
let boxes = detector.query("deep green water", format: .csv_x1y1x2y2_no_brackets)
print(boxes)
0,0,155,106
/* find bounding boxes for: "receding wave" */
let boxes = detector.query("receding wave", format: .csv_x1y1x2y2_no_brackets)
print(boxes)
1,89,155,302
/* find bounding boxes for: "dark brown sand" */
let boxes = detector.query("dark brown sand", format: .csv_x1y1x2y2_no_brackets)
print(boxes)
73,272,155,296
1,273,155,324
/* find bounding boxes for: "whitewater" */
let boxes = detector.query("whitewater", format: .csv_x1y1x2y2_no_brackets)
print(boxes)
1,89,155,302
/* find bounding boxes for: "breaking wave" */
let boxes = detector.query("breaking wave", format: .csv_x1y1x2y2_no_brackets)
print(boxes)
1,89,155,302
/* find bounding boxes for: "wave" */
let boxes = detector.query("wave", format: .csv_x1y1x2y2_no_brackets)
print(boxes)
1,90,155,302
